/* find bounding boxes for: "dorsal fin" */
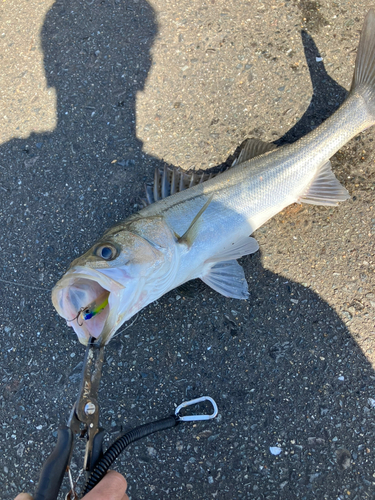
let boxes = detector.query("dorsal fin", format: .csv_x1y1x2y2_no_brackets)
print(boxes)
231,138,277,166
141,138,278,206
142,165,219,206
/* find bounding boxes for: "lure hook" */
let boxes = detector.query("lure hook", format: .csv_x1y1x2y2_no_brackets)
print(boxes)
67,307,85,327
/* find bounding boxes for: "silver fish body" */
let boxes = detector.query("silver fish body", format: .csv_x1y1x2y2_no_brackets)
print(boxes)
52,10,375,345
135,92,371,296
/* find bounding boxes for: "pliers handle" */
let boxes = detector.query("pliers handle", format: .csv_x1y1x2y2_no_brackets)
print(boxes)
34,427,74,500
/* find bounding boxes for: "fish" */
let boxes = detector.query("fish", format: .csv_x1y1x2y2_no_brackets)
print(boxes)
52,10,375,345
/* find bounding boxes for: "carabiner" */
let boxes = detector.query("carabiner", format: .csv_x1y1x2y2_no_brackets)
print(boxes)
175,396,218,422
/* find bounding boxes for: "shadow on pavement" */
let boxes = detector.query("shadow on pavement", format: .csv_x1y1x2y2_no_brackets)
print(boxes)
276,30,348,145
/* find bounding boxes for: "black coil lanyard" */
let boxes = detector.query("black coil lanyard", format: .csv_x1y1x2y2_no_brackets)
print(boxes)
81,397,218,498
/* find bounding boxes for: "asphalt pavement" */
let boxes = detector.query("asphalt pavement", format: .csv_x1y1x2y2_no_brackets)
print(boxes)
1,1,375,499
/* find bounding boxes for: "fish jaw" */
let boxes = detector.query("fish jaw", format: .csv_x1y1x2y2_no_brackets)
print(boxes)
51,265,146,345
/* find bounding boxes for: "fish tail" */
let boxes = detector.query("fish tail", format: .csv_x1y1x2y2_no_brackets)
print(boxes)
350,9,375,118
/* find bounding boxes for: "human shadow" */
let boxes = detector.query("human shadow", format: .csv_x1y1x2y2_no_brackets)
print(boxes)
0,2,374,500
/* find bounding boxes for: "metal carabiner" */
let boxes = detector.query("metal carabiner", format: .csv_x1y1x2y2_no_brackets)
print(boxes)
175,396,218,422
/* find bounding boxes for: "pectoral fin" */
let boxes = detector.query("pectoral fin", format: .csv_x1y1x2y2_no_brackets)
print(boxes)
299,160,350,206
178,195,214,247
200,260,249,299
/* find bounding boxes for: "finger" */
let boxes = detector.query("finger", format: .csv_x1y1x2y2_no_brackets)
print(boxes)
83,470,128,500
14,494,33,500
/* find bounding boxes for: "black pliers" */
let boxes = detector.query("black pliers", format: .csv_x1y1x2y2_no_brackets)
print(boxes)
34,337,105,500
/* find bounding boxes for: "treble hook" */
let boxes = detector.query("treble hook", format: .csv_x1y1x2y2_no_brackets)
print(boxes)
67,307,85,327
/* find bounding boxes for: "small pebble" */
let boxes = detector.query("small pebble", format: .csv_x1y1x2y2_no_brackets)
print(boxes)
147,446,157,457
336,448,351,470
270,446,282,455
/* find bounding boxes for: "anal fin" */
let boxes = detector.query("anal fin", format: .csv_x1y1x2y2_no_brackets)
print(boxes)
299,160,350,206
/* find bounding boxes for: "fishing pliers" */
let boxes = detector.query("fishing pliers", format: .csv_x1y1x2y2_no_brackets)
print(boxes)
34,337,105,500
32,336,218,500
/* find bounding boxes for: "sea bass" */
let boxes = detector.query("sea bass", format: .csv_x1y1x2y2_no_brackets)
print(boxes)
53,10,375,345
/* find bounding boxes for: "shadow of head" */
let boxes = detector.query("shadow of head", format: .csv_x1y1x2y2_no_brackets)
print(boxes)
41,0,157,100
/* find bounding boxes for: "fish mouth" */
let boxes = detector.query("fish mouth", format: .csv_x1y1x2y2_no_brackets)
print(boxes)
52,266,127,344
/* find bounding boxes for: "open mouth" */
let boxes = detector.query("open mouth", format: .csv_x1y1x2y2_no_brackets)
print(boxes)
64,279,110,339
52,266,124,344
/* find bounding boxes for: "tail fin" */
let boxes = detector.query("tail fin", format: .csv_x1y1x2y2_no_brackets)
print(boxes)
350,9,375,116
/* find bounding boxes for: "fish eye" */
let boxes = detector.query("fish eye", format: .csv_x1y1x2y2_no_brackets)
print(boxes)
95,244,117,261
101,247,113,259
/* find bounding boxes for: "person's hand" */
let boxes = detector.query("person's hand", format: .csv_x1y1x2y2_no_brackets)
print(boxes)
14,470,129,500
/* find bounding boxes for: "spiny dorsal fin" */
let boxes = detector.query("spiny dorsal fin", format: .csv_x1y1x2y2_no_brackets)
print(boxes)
141,138,277,207
142,165,217,206
231,138,278,167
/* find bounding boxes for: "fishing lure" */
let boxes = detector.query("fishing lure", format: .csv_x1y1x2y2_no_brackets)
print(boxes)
81,292,109,321
68,291,109,326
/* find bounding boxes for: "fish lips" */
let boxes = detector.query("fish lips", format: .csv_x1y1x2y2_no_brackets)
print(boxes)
51,265,142,345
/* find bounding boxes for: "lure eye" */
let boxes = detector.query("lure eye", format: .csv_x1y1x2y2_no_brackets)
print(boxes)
95,244,117,261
